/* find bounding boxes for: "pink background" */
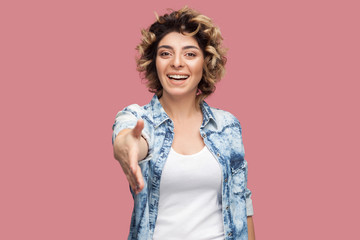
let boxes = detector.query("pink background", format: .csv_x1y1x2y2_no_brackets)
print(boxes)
1,0,359,239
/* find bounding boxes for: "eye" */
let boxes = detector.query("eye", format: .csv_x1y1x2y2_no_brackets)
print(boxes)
185,52,196,57
159,51,171,57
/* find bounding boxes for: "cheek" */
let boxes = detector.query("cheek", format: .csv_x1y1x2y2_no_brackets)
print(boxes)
193,60,204,77
155,59,165,77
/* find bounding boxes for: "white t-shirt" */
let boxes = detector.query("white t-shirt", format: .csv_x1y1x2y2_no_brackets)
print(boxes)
153,146,225,240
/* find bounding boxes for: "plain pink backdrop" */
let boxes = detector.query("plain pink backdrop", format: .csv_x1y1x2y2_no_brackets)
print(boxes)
1,0,359,239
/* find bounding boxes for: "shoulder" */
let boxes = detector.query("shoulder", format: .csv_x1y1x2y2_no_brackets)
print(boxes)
116,103,143,118
114,102,155,130
209,106,242,128
115,101,151,119
210,107,239,121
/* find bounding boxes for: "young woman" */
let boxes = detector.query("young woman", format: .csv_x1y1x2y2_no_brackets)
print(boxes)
112,7,255,240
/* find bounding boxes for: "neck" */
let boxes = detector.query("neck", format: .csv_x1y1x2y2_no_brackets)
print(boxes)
159,92,201,121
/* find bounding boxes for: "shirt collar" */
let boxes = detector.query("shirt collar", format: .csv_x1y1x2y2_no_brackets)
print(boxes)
201,100,217,129
150,95,217,129
150,95,171,128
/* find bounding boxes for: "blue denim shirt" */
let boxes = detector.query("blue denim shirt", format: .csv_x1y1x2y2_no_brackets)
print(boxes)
112,95,254,240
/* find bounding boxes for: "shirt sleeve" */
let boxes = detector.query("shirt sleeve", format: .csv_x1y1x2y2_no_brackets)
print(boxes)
237,121,254,217
112,104,152,162
244,159,254,216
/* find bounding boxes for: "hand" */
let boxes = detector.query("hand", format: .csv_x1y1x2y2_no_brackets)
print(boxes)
113,119,147,195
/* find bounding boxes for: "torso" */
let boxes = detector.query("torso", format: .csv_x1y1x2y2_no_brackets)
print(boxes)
114,96,250,239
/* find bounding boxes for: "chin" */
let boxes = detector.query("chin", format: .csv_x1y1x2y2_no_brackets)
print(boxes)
165,90,197,98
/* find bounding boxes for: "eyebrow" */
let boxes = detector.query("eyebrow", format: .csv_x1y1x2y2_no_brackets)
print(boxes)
157,45,200,51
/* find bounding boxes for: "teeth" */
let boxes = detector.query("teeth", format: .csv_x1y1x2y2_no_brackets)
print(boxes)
167,74,189,80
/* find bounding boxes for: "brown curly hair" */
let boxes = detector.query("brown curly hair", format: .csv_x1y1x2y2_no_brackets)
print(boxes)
136,6,227,104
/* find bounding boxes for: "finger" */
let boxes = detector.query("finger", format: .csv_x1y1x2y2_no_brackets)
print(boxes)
128,147,139,174
118,152,137,192
128,148,141,192
125,171,137,193
130,166,144,194
121,161,135,183
134,165,144,194
132,119,144,139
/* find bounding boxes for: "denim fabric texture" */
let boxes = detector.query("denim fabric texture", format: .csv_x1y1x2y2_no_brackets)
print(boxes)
112,95,254,240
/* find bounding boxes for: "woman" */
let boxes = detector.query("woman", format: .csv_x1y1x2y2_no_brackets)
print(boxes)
112,7,255,240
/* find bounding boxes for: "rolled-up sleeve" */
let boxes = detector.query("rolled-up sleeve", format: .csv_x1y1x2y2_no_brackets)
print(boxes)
237,121,254,217
244,160,254,216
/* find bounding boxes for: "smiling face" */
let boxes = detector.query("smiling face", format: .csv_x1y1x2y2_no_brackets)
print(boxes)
156,32,204,99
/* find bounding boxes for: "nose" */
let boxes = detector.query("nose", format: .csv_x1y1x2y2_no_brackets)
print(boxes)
171,53,184,69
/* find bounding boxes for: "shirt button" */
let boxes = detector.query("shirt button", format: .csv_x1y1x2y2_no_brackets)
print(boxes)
226,205,229,210
224,178,228,183
202,133,206,138
228,232,233,237
217,153,220,157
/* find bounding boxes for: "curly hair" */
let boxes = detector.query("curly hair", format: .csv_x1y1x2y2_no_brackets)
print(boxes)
136,6,227,104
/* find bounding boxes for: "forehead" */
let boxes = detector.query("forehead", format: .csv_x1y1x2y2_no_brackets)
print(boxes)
158,32,200,48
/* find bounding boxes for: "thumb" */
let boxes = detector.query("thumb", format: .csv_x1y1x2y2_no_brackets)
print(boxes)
132,119,144,138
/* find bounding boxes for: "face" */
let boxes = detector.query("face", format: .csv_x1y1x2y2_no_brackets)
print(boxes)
156,32,204,99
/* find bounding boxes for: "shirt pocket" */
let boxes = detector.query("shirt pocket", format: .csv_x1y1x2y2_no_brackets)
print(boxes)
230,160,246,195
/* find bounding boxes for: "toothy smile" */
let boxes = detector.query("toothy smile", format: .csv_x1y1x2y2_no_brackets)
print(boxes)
167,74,189,80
